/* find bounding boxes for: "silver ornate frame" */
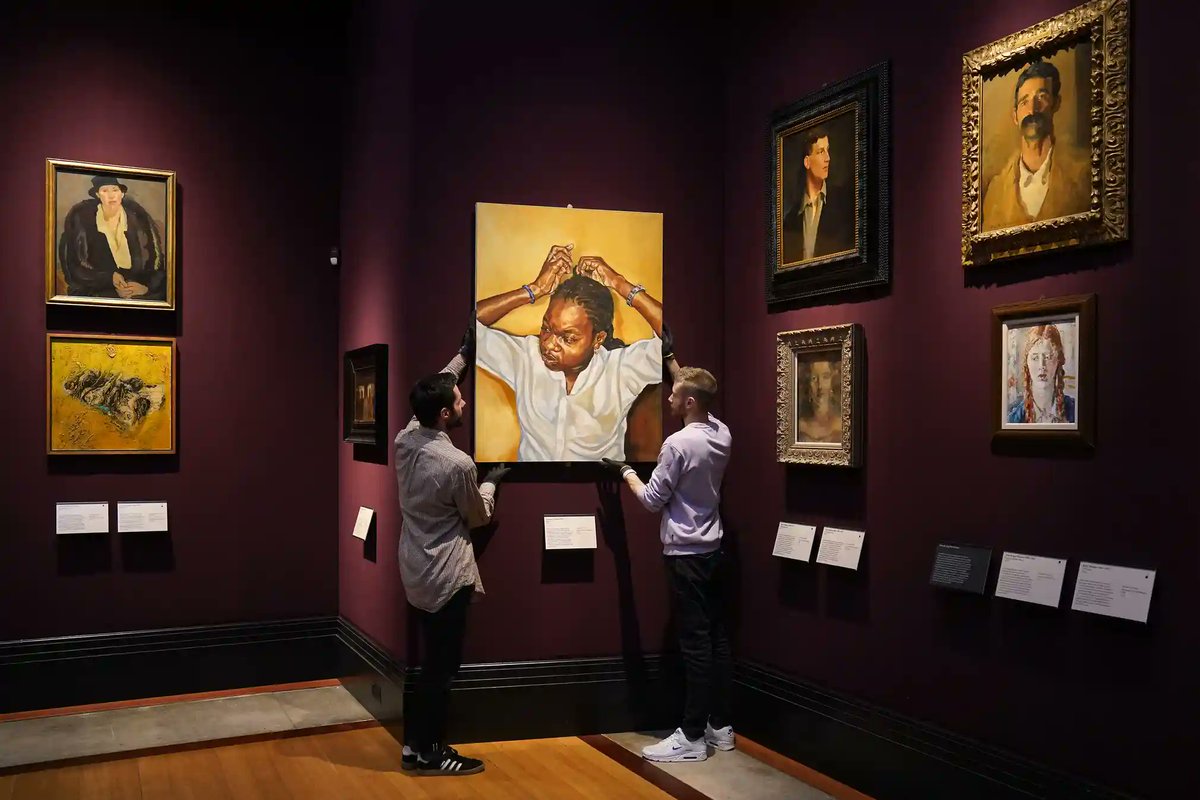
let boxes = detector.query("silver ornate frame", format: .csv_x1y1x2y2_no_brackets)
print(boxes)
776,323,863,467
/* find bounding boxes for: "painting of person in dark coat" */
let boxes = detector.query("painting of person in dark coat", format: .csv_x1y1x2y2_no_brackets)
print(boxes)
779,108,858,269
57,173,167,302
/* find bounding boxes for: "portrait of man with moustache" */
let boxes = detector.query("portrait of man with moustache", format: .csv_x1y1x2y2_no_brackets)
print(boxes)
982,59,1090,232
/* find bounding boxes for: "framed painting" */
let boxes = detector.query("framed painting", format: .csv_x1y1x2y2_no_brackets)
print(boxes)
776,324,863,467
992,294,1096,447
47,333,176,455
344,344,388,447
962,0,1129,267
767,61,890,306
46,158,177,310
474,202,664,463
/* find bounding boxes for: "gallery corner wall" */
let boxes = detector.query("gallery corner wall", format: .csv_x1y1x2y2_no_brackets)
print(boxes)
0,2,344,640
720,0,1199,795
336,0,727,665
337,0,419,660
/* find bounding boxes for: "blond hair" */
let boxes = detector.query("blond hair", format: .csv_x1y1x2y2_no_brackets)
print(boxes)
676,366,718,408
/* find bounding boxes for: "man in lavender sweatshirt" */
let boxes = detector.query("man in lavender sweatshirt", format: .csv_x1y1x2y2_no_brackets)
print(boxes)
604,354,734,763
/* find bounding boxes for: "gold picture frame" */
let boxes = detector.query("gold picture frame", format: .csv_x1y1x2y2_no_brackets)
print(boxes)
47,333,177,455
776,324,863,467
46,158,177,309
961,0,1129,267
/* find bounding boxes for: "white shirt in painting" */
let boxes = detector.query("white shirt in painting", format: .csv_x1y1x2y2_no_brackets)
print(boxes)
1018,145,1053,218
95,204,133,269
476,320,662,461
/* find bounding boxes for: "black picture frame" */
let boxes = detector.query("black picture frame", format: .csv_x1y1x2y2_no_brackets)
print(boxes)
343,344,387,447
766,61,891,307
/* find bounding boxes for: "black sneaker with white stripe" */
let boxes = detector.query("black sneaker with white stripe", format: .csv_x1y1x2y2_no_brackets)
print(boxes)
416,744,484,776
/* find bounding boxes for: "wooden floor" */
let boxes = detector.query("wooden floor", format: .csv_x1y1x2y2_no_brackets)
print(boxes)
0,726,683,800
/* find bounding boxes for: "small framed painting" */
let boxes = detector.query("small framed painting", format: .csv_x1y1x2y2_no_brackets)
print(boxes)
767,62,890,306
46,158,177,309
776,324,863,467
992,294,1096,447
344,344,387,446
47,333,177,455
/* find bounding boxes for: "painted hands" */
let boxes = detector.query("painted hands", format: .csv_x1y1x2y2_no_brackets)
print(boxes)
530,244,575,298
575,255,630,297
112,272,148,299
528,247,633,301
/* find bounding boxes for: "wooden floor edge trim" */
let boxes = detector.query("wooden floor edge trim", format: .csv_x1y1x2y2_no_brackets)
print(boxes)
0,678,344,723
737,735,876,800
580,734,714,800
0,719,381,776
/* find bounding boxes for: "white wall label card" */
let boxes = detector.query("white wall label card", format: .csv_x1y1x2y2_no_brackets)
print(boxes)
815,527,865,570
56,502,109,535
1070,562,1155,623
994,552,1066,608
772,522,816,562
544,515,597,550
352,507,375,540
117,502,169,533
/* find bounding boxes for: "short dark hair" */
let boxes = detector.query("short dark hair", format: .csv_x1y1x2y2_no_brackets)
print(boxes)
1013,60,1061,108
803,127,830,157
409,372,457,427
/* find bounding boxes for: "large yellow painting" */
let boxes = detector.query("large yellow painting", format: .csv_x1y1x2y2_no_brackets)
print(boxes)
474,202,664,463
47,334,176,455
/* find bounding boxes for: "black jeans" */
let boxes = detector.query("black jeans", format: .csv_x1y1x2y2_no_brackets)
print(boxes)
406,586,472,753
666,549,732,741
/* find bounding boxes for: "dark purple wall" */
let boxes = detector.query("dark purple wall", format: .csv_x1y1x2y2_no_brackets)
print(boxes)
338,0,726,664
338,0,418,659
722,0,1197,795
0,4,343,640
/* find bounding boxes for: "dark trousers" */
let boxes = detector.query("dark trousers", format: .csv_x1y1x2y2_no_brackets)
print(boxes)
405,586,471,753
666,549,732,741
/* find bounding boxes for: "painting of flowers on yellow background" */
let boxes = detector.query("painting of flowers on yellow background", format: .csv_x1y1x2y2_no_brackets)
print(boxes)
48,334,175,454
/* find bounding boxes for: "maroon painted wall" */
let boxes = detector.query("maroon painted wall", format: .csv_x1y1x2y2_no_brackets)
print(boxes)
338,0,726,664
338,0,418,659
722,0,1198,795
0,4,343,639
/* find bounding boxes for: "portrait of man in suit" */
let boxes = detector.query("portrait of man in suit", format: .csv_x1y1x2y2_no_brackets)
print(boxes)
779,110,857,268
982,55,1090,232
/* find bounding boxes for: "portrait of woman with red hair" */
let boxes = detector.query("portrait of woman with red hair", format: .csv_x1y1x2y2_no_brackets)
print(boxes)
1006,323,1076,424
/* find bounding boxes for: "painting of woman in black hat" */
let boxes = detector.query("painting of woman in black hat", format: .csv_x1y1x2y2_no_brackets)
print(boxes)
47,160,176,308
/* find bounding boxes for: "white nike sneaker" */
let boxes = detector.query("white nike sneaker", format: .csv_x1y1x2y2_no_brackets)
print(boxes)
704,723,735,751
641,728,708,762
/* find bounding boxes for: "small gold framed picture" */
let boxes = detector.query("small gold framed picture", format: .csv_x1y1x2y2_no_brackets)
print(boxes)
46,158,177,309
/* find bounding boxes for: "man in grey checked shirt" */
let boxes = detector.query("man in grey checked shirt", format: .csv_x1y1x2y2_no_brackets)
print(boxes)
396,325,508,776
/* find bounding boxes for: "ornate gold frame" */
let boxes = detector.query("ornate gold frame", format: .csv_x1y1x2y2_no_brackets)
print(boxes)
961,0,1129,267
776,323,863,467
45,158,177,309
46,332,178,455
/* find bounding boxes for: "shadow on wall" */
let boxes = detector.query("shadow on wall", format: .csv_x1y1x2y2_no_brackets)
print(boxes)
780,464,871,624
